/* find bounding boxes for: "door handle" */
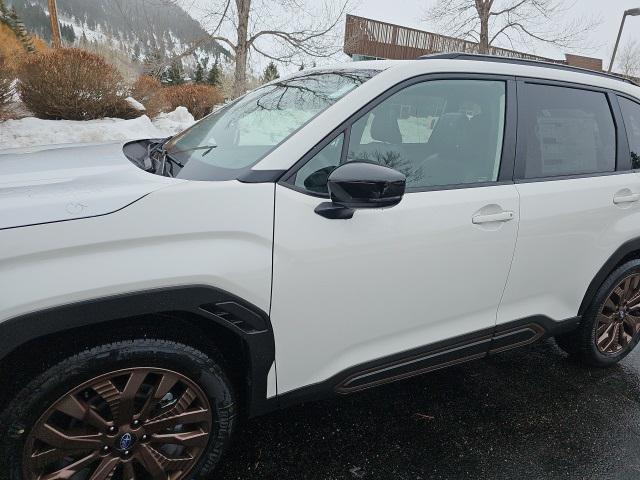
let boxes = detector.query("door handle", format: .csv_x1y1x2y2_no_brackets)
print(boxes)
613,192,640,205
472,210,515,224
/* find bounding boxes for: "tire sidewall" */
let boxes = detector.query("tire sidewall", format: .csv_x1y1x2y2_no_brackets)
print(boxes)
583,260,640,366
0,339,235,480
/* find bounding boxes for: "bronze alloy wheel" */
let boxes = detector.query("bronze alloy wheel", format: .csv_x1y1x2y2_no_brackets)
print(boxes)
596,273,640,355
23,367,213,480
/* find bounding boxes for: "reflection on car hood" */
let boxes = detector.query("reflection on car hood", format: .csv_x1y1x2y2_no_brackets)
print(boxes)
0,141,180,230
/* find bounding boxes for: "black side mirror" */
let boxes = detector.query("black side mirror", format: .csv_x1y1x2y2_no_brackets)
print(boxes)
304,165,335,194
315,162,406,219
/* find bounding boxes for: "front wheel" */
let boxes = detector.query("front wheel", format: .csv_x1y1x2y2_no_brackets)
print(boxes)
0,338,236,480
556,259,640,367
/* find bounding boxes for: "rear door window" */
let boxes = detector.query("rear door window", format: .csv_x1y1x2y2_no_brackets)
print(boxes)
519,83,616,178
619,97,640,169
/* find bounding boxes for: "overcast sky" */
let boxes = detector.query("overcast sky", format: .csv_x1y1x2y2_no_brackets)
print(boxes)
183,0,640,74
353,0,640,62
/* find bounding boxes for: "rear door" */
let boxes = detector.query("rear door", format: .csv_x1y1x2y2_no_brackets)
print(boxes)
498,79,640,326
271,76,521,394
618,96,640,170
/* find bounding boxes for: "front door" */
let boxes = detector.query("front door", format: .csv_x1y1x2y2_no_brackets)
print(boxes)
271,77,520,394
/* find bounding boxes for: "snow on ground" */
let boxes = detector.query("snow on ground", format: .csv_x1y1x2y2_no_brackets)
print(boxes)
125,96,146,112
152,107,195,135
0,107,196,150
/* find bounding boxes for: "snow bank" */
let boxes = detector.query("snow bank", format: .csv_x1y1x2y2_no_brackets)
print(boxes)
0,108,197,150
0,115,162,150
125,96,146,112
152,107,195,135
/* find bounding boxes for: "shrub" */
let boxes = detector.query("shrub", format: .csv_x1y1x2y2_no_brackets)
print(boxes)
0,78,13,120
79,41,139,83
0,23,45,72
17,48,140,120
0,56,14,120
162,84,223,120
131,75,167,117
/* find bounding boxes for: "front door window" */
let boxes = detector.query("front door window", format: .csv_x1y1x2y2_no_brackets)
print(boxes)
292,79,507,194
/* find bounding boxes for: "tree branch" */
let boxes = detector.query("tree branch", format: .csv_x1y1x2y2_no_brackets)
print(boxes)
489,0,529,17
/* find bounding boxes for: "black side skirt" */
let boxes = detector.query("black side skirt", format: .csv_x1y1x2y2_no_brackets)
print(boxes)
276,315,580,408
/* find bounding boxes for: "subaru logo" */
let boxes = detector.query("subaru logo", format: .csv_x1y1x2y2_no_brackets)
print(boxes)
118,432,135,451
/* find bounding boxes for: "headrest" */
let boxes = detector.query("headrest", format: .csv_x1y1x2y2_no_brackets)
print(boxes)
427,112,469,152
370,106,402,144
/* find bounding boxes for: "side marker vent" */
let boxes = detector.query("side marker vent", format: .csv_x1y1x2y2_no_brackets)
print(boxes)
199,301,268,333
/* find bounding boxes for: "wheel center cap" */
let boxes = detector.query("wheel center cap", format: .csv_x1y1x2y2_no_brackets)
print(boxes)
116,432,137,451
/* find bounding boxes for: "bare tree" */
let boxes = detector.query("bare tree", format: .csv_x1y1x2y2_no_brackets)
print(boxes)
426,0,599,55
617,40,640,79
47,0,62,48
196,0,352,97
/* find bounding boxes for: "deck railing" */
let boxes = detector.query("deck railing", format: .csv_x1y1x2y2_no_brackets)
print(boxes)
344,14,561,63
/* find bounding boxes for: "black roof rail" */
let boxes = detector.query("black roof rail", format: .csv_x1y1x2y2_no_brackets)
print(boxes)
420,53,638,86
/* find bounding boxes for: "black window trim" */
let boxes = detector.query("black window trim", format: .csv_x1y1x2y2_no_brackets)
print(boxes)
279,73,518,198
616,94,640,171
513,76,632,183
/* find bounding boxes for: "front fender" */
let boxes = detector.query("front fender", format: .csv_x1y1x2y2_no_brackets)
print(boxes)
0,180,277,415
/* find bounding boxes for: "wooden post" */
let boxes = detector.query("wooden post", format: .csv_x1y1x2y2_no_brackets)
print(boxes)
48,0,61,48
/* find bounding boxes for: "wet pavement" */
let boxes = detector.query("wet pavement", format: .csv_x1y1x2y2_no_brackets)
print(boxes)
217,340,640,480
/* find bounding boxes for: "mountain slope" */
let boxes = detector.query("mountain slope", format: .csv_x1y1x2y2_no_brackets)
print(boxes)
7,0,229,63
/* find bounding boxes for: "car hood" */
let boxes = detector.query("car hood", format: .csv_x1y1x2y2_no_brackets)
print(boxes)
0,141,179,230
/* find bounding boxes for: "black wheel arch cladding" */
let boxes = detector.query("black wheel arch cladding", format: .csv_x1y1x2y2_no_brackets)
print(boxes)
0,285,276,417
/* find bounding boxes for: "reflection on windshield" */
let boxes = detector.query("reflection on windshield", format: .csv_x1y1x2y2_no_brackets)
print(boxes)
164,70,379,181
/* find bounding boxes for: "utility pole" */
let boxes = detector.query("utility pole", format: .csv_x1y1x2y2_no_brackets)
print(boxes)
47,0,61,48
608,8,640,73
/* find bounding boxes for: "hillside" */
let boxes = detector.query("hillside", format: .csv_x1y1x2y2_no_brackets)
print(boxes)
7,0,229,65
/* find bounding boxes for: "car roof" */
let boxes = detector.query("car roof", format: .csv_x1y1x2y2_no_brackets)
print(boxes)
303,57,640,100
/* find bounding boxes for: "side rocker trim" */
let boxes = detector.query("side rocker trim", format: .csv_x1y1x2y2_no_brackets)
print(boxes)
0,285,276,417
277,315,580,408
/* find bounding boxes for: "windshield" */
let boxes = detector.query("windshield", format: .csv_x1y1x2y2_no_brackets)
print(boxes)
163,69,379,181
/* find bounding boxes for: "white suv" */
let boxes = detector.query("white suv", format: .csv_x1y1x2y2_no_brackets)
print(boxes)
2,54,640,480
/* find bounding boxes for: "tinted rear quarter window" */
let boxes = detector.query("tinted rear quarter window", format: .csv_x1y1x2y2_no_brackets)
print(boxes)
619,97,640,169
520,83,616,178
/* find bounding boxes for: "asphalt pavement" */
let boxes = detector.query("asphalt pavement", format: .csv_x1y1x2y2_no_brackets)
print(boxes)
217,340,640,480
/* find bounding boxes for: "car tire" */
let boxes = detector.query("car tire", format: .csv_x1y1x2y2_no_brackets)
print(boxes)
0,338,236,480
556,259,640,367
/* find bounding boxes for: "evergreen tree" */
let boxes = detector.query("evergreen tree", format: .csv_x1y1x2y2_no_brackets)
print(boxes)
162,59,186,85
0,0,7,24
132,43,141,62
60,23,76,44
193,61,205,84
298,62,305,71
206,61,222,87
1,3,35,53
262,61,280,83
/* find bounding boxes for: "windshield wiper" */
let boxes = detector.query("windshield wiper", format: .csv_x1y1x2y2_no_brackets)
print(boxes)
171,144,218,157
146,138,185,177
159,152,185,177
